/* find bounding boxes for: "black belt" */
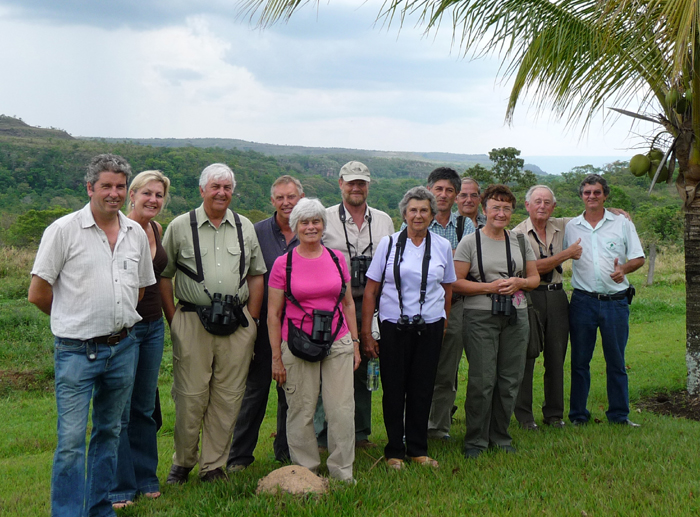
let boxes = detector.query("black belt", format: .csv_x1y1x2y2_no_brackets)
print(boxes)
574,289,627,301
180,301,200,312
535,283,563,292
92,327,130,345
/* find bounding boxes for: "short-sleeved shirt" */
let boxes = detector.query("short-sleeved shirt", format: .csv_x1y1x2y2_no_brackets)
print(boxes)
454,229,536,311
513,217,571,285
401,212,474,250
268,247,350,341
161,204,267,306
324,203,395,298
365,231,457,324
31,203,156,340
564,209,645,294
254,212,300,317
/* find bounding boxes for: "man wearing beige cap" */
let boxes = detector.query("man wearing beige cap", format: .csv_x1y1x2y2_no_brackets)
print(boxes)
316,161,394,449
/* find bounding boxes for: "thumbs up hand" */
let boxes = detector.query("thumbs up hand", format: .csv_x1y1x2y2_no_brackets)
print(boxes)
610,257,625,283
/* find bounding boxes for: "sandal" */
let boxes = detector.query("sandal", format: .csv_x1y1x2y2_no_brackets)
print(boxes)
112,501,134,510
409,456,439,468
386,458,405,470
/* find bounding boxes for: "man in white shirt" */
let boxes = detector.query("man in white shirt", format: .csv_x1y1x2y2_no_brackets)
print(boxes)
28,154,155,517
564,174,644,427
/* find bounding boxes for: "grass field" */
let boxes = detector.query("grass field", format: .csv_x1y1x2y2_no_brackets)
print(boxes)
1,246,697,516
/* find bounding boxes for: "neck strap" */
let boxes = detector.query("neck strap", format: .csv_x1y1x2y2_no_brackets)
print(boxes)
475,229,513,284
393,228,431,317
284,247,346,343
176,210,247,299
338,203,373,257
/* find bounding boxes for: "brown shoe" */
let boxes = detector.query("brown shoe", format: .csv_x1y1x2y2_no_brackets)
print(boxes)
166,465,193,485
356,439,378,449
201,467,227,482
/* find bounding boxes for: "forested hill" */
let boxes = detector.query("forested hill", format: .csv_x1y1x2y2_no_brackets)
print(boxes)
0,130,447,221
0,117,683,248
84,136,491,165
0,115,73,141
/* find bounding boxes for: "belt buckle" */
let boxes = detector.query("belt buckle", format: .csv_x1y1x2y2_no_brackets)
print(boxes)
547,284,556,291
106,332,122,345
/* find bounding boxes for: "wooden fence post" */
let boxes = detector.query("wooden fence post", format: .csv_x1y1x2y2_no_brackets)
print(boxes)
646,243,657,286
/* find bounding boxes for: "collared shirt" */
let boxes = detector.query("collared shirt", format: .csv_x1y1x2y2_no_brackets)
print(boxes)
564,209,645,294
400,211,475,250
366,231,457,323
31,203,155,340
254,212,300,316
513,216,572,285
161,204,267,306
324,203,395,298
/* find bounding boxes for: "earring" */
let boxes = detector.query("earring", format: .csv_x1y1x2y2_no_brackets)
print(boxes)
131,203,135,209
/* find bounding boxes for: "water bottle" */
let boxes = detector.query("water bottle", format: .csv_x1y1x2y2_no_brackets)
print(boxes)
367,358,380,391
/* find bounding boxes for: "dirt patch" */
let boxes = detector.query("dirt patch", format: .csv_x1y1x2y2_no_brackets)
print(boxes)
256,465,329,496
0,369,53,392
637,391,700,421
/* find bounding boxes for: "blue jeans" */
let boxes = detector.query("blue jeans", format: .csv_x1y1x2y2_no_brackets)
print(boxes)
110,318,165,502
568,290,630,424
52,333,137,517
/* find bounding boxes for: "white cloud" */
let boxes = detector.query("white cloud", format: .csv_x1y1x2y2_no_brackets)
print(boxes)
0,1,658,161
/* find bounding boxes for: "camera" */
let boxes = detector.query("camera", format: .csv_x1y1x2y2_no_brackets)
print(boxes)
351,255,372,288
397,314,427,333
311,309,334,344
491,294,514,317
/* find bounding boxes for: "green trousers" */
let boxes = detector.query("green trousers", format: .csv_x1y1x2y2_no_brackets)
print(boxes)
463,308,528,450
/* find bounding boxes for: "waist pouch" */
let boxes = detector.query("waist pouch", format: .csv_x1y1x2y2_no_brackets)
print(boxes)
287,318,332,362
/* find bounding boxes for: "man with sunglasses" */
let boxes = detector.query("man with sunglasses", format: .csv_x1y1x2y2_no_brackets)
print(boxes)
564,175,644,427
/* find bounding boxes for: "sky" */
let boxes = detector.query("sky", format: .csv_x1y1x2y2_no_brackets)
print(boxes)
0,0,659,174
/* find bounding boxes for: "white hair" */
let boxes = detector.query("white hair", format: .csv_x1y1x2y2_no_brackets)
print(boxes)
199,163,236,190
290,198,327,233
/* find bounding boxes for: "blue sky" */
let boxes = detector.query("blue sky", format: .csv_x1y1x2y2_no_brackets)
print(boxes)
0,0,658,173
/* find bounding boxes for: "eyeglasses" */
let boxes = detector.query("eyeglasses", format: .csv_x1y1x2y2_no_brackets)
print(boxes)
488,206,512,214
582,189,604,197
457,193,480,200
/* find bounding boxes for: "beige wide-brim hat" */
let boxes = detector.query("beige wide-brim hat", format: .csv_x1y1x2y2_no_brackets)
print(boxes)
339,161,371,182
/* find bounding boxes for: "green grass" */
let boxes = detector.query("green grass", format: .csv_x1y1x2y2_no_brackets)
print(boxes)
2,249,699,515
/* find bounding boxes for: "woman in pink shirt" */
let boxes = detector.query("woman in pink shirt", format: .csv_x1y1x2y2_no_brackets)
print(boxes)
268,198,361,483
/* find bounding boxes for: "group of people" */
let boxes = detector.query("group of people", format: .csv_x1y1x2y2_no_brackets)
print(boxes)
28,154,645,516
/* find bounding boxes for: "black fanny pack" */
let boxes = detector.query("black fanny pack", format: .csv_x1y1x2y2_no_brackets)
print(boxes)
287,313,333,362
182,298,248,336
285,248,345,362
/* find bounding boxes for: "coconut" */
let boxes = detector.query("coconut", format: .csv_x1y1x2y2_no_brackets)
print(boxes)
666,88,680,108
629,154,651,177
647,162,669,182
648,148,664,162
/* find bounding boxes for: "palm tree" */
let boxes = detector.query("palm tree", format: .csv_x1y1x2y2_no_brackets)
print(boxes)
243,0,700,394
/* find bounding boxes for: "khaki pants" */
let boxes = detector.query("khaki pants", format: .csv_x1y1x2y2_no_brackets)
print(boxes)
170,305,256,475
428,297,464,437
282,333,355,481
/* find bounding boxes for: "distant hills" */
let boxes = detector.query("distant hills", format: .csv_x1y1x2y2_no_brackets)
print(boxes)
0,115,74,140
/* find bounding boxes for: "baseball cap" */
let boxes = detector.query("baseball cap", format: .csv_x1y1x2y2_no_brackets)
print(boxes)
339,161,371,182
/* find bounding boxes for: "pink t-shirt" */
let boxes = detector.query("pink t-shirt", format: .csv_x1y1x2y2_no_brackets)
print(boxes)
269,247,351,342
